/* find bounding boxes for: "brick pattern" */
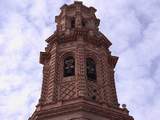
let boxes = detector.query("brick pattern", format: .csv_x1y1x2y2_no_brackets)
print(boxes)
57,50,77,101
39,64,50,103
76,43,87,98
60,80,76,100
87,81,101,102
100,52,112,106
109,70,119,107
45,43,58,103
100,51,119,107
39,42,119,107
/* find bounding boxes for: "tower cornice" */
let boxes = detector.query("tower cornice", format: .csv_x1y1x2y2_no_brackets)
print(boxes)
45,30,112,48
29,98,133,120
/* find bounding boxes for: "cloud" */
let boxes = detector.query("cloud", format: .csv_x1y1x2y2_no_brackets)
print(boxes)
0,0,64,119
0,0,160,120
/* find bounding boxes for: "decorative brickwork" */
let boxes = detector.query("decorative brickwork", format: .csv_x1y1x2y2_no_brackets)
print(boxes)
29,1,134,120
60,78,76,100
76,42,87,98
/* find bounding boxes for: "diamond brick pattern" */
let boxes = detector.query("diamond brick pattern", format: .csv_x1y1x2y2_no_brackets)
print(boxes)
60,81,76,100
87,82,101,102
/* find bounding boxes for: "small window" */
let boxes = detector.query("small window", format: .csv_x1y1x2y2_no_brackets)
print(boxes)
86,58,97,81
82,20,86,27
64,56,75,77
71,18,75,28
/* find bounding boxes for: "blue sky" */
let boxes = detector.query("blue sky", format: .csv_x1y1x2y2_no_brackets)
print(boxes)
0,0,160,120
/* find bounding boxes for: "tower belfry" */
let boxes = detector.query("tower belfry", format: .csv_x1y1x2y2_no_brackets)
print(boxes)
29,1,134,120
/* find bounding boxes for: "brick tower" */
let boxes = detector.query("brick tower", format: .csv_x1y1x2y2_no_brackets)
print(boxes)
29,1,134,120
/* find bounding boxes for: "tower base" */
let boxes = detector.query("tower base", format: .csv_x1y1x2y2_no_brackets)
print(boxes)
29,98,133,120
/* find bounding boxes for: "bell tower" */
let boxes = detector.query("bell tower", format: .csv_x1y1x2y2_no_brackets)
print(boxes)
29,1,134,120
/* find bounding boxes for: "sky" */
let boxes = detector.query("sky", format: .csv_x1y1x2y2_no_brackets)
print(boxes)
0,0,160,120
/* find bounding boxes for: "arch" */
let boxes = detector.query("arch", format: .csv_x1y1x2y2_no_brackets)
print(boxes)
82,19,86,28
86,52,99,63
63,55,75,77
86,57,97,81
61,52,75,59
71,17,75,28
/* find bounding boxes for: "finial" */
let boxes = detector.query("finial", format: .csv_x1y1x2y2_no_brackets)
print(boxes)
122,104,129,114
122,104,126,108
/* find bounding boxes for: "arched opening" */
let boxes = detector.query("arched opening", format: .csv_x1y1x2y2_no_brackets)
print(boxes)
86,58,97,81
71,18,75,28
64,56,75,77
82,19,86,27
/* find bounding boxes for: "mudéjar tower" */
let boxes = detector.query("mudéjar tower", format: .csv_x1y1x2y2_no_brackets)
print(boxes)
29,1,134,120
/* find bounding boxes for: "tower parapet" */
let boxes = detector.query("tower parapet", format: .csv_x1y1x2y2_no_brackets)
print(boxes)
56,1,99,32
